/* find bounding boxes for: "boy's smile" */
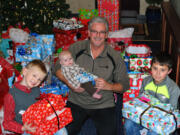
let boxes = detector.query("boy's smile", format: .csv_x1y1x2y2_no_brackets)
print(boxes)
21,66,46,88
151,62,172,84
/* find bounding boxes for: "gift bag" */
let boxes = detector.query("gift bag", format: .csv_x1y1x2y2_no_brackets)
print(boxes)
108,28,134,52
53,26,88,51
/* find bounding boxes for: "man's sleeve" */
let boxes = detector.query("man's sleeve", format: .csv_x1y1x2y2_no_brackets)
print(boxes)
113,57,129,92
54,59,61,74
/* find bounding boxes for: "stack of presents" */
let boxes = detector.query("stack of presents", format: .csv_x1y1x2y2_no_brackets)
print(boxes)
121,43,180,134
0,0,179,134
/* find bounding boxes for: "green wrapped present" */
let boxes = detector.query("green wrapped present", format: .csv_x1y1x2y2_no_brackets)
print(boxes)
79,8,98,19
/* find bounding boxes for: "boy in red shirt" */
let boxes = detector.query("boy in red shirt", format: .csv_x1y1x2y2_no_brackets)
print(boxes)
3,59,47,134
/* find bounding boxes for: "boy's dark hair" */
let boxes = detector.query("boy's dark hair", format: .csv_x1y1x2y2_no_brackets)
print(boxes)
151,52,173,69
26,59,47,74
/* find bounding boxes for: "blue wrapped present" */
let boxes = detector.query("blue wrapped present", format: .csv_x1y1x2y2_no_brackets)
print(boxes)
15,44,42,62
40,85,61,95
51,76,69,96
122,93,180,135
35,35,55,59
40,83,69,96
0,38,12,58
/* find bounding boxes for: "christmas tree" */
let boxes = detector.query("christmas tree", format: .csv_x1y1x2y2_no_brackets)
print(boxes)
0,0,71,34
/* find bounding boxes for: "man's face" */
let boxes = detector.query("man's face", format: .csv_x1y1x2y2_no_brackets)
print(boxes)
151,62,172,84
88,22,108,47
60,53,74,66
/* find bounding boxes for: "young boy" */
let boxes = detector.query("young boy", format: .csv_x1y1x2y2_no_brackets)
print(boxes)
124,52,180,135
2,59,47,134
59,50,102,99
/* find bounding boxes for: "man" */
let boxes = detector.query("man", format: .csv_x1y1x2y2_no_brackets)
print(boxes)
55,16,129,135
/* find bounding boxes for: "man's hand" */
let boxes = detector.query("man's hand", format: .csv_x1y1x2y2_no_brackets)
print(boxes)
22,122,36,133
95,78,124,92
95,78,110,90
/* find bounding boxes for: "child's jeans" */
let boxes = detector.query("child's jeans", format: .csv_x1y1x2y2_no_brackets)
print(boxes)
22,127,68,135
124,119,158,135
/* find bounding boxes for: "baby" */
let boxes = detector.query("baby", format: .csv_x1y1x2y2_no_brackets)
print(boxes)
59,50,101,99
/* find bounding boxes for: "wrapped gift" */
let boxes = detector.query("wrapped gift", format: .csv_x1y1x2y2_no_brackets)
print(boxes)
53,26,88,51
53,18,83,30
123,93,180,135
15,44,42,62
0,38,12,58
98,0,119,31
129,57,152,72
79,9,98,20
28,34,55,60
51,76,69,96
125,44,151,57
22,93,73,135
123,72,150,102
40,85,61,95
79,9,98,25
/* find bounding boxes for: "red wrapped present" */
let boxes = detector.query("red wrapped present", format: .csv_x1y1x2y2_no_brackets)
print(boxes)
123,73,150,102
129,57,152,72
22,93,73,135
53,26,88,51
98,0,120,31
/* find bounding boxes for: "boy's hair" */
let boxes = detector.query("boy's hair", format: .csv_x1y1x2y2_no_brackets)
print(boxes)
26,59,47,74
59,50,72,61
151,52,173,69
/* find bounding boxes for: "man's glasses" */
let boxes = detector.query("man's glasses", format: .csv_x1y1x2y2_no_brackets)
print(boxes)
90,30,107,36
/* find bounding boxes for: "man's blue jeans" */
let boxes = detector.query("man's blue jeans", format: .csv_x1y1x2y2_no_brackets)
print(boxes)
124,119,158,135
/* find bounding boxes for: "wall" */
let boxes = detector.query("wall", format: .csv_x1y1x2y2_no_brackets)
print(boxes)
140,0,169,15
66,0,95,13
66,0,169,15
170,0,180,19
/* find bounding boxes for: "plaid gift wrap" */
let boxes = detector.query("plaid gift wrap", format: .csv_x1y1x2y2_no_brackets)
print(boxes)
53,26,88,51
22,93,73,135
98,0,119,31
123,93,180,135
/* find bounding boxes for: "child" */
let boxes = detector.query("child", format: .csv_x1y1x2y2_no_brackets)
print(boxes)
3,59,67,134
124,52,180,135
59,50,102,99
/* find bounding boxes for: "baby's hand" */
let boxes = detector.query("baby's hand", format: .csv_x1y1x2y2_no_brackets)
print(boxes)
73,84,85,93
22,122,36,133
